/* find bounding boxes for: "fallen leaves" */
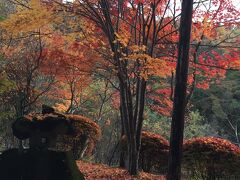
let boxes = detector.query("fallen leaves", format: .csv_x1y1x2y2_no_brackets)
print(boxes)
77,161,166,180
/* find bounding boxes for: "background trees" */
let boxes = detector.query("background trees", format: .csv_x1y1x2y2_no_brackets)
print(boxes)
0,0,239,178
192,71,240,145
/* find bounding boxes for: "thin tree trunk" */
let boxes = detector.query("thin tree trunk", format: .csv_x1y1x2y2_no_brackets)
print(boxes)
127,78,146,175
119,105,125,168
167,0,193,179
97,1,148,175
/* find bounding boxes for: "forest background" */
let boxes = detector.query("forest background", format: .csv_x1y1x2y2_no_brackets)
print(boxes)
0,0,239,178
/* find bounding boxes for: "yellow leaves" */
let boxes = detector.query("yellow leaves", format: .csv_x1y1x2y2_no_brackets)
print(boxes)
123,45,172,79
129,45,147,53
0,71,16,93
229,59,240,69
114,31,130,47
144,57,172,78
63,31,84,44
0,0,61,37
53,100,71,113
192,18,215,42
126,53,149,62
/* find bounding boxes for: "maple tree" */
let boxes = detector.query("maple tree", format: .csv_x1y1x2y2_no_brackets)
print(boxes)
45,41,95,114
66,0,175,175
147,0,240,117
0,0,239,178
4,0,238,175
0,0,98,117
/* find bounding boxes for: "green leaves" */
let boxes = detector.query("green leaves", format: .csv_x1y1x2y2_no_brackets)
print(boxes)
0,72,16,94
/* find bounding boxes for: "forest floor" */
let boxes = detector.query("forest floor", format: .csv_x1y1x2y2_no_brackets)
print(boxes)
77,161,166,180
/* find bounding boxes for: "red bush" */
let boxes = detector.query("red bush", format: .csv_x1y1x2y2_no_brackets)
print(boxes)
183,137,240,179
121,131,169,173
56,114,101,158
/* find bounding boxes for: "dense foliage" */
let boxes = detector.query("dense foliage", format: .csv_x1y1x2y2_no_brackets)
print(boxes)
183,137,240,179
121,131,169,173
0,0,239,178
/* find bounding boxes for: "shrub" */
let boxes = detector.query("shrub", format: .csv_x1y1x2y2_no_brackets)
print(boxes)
183,137,240,179
121,131,169,174
139,131,169,173
57,115,101,159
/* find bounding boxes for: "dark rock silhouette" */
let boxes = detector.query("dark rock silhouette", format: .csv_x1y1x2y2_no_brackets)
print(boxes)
0,105,85,180
42,104,55,114
0,149,84,180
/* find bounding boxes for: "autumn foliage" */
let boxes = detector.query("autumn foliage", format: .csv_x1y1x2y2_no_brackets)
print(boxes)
122,131,169,173
121,134,240,177
59,115,101,158
139,131,169,173
0,0,239,177
183,137,240,179
77,160,165,180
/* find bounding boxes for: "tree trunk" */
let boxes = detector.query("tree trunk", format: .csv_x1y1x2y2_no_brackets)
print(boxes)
167,0,193,179
119,105,125,168
119,78,146,175
98,1,147,175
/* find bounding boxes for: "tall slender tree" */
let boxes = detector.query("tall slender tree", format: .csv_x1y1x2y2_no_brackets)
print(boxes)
167,0,193,179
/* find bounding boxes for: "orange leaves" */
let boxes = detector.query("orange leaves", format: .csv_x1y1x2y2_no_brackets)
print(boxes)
141,131,169,148
191,16,216,42
229,59,240,69
188,48,240,91
183,137,240,178
0,0,61,37
114,31,131,48
225,51,240,70
123,45,172,80
129,45,147,53
143,57,173,79
195,82,209,90
77,161,165,180
54,101,71,113
148,88,173,117
184,137,240,155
